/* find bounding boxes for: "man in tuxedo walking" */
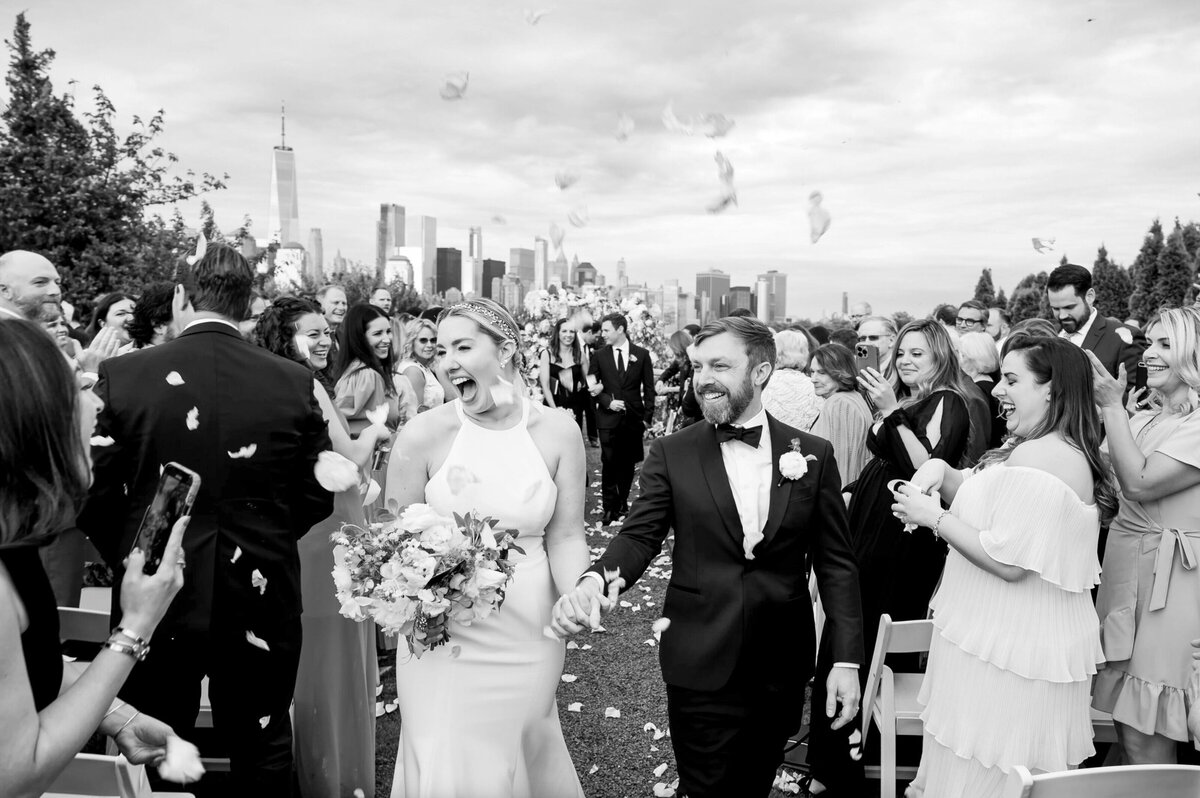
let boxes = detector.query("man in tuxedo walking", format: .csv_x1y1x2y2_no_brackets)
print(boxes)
79,242,332,796
588,312,656,524
555,316,864,798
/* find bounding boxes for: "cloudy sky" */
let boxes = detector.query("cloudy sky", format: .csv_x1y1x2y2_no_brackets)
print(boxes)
9,0,1200,317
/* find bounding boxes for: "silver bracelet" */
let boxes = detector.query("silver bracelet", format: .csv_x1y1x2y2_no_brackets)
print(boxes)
932,510,952,540
117,710,141,735
102,700,127,720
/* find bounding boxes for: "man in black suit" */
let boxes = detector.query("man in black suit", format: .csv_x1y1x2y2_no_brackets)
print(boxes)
1047,263,1146,395
588,312,656,524
79,242,332,796
554,316,864,798
579,320,601,447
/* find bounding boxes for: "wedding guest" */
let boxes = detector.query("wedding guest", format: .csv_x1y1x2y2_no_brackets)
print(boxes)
1004,318,1058,355
540,317,589,431
334,303,401,436
0,318,189,798
85,293,135,345
762,329,823,431
38,301,80,359
656,330,700,430
384,298,590,797
894,335,1113,797
1047,263,1146,395
1092,306,1200,762
388,314,419,422
932,303,958,330
369,288,393,315
809,324,831,345
958,331,1005,448
808,319,973,795
238,289,268,338
829,326,859,350
317,285,348,335
809,343,873,487
254,298,384,797
953,300,989,337
849,301,873,328
856,315,899,374
987,307,1011,347
125,282,176,350
0,249,62,320
579,321,603,446
396,317,445,413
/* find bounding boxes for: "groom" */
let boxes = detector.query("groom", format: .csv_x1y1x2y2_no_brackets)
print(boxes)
553,316,864,798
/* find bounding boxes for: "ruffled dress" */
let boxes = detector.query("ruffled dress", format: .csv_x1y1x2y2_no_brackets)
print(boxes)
907,465,1103,798
1093,408,1200,748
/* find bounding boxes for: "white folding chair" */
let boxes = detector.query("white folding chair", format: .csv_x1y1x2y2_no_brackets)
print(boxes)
860,614,934,798
1007,764,1200,798
59,606,112,644
43,753,194,798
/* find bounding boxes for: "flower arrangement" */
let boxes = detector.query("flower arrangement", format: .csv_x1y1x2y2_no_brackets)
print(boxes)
331,503,523,656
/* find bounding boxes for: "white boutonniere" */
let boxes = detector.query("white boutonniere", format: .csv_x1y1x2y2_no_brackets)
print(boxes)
778,438,818,486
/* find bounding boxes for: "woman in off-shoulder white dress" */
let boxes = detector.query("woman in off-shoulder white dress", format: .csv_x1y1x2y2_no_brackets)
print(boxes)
892,336,1114,797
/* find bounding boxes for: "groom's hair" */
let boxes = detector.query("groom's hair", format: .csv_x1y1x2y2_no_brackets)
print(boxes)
693,316,776,370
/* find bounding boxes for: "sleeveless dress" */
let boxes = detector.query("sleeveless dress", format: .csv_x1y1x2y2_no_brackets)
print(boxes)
396,359,445,410
0,544,63,710
390,399,583,798
294,406,377,798
907,465,1103,798
1093,408,1200,748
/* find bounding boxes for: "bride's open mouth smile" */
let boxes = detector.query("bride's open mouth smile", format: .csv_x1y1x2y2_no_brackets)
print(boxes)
450,374,479,402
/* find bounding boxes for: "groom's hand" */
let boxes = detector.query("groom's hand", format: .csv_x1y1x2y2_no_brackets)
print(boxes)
550,577,604,637
826,666,861,731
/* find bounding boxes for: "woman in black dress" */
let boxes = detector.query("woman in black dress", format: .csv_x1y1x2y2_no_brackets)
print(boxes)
0,319,189,796
540,317,590,431
655,330,701,430
808,319,974,795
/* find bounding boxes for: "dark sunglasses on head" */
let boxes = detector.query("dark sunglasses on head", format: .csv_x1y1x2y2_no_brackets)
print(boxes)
858,334,885,342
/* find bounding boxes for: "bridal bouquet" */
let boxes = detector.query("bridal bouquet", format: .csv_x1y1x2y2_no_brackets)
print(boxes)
331,503,522,656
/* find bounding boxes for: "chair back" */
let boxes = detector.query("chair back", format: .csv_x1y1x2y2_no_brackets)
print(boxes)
859,615,934,745
1009,764,1200,797
43,753,148,798
58,606,112,644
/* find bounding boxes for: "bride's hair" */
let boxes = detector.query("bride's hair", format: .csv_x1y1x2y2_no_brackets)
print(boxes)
439,299,525,376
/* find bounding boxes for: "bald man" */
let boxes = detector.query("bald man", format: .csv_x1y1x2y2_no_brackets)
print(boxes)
0,250,62,320
848,301,872,328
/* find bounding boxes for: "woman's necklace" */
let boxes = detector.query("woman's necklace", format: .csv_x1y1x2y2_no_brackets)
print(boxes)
1135,410,1170,442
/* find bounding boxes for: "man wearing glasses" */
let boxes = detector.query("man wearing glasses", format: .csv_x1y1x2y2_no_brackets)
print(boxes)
954,300,990,334
855,315,898,373
849,301,872,329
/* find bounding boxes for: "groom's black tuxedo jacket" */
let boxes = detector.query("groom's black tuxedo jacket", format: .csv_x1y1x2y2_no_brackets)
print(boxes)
590,414,864,691
80,322,332,635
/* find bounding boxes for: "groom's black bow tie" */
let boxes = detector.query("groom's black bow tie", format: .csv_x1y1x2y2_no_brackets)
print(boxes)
714,423,762,447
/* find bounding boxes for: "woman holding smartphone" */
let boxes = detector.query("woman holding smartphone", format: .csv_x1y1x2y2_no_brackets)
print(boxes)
0,319,190,797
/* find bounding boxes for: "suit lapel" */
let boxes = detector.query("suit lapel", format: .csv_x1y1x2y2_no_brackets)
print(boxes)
1081,313,1108,353
697,423,746,549
759,415,795,551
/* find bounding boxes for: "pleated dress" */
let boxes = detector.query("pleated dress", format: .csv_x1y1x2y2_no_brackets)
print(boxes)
906,465,1103,798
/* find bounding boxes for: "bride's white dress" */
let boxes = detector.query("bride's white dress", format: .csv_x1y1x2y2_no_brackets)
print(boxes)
390,399,584,798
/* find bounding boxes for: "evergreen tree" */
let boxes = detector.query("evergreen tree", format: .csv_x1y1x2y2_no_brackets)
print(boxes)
1091,244,1132,320
0,14,225,314
973,267,996,305
1127,219,1165,322
1007,271,1050,323
994,287,1007,308
1155,221,1192,310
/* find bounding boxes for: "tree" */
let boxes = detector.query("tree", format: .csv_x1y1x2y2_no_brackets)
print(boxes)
972,267,996,305
1007,271,1050,323
994,287,1007,308
0,13,226,314
1091,244,1132,320
1127,219,1165,323
1155,221,1193,311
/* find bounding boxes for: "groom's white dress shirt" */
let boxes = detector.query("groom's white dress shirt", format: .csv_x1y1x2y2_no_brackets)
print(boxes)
719,408,771,561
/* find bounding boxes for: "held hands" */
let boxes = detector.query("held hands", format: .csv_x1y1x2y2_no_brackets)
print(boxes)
112,711,174,766
118,516,190,639
889,482,943,530
856,368,898,414
549,574,626,637
826,666,861,731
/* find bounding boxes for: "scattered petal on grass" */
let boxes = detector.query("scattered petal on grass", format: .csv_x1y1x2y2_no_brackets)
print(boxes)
604,707,621,718
620,600,633,608
251,569,267,595
581,644,593,650
590,626,606,634
228,444,257,459
231,546,243,563
561,674,578,683
245,630,270,651
650,745,659,752
654,763,669,777
165,371,185,386
773,769,802,794
90,435,115,447
567,702,582,712
566,640,579,650
644,639,656,646
588,764,599,775
653,778,679,797
185,407,199,431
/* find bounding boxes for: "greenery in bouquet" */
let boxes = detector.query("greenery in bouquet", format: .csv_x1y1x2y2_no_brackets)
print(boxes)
330,503,523,657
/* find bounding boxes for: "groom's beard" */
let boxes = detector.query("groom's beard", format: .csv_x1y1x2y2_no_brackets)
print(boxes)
697,371,754,426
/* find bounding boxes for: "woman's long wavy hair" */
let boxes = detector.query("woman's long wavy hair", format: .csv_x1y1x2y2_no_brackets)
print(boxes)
0,320,88,546
549,317,581,365
976,336,1119,522
400,318,437,366
254,297,321,362
888,319,977,410
810,343,860,394
1145,306,1200,415
85,292,134,341
335,303,396,395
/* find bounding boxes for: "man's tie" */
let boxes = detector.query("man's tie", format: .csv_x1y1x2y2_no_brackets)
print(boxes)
616,349,625,376
714,423,762,447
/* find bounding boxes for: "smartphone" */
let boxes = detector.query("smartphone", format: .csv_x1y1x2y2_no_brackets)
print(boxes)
1134,363,1149,393
854,343,881,374
131,462,200,575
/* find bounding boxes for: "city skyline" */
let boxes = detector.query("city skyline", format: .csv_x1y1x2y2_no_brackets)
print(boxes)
13,0,1198,318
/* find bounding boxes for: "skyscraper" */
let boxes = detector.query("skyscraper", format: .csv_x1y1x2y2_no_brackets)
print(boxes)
376,204,406,275
267,103,301,246
617,257,628,289
509,248,535,286
728,285,754,314
481,259,505,299
756,270,787,323
306,228,324,284
756,280,770,323
436,247,463,293
696,269,731,322
405,216,437,295
468,226,484,295
534,238,549,288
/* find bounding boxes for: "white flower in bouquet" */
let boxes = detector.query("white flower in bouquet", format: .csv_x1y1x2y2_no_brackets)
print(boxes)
399,502,449,532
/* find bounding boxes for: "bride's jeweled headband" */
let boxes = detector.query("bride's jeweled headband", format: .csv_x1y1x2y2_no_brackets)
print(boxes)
447,302,519,344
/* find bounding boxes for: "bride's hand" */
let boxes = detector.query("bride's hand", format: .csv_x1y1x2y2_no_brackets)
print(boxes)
550,579,604,637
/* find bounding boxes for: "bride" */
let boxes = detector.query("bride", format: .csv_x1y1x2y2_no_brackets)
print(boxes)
384,298,590,798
